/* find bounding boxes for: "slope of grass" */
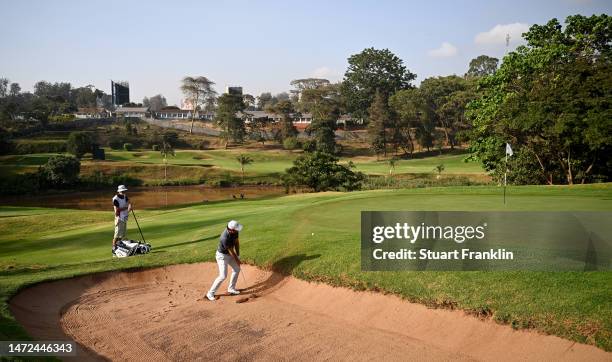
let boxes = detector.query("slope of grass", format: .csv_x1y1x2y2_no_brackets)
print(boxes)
0,148,484,180
1,184,611,350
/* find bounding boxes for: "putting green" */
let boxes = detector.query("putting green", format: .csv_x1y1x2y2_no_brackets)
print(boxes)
1,184,611,350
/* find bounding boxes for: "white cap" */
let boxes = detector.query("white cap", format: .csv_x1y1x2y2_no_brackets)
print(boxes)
117,185,128,192
227,220,243,232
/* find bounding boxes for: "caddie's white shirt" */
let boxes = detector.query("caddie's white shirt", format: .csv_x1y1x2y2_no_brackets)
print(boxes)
112,194,130,222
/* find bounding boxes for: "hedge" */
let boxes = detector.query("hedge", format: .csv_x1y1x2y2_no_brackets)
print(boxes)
11,140,67,154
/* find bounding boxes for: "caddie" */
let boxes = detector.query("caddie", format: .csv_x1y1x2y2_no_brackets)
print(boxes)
112,185,132,255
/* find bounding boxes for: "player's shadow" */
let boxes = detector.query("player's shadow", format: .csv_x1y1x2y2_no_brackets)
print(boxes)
241,253,320,295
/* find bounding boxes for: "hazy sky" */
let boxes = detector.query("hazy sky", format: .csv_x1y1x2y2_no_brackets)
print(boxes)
1,0,610,106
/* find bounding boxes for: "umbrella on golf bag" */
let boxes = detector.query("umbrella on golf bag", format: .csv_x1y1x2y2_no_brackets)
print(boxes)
113,209,152,258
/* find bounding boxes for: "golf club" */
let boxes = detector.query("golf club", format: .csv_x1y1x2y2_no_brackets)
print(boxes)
131,209,146,244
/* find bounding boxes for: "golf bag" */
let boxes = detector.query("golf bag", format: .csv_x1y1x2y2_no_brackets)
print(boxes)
113,239,152,258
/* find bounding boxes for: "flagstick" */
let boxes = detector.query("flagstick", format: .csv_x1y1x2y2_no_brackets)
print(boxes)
504,153,508,205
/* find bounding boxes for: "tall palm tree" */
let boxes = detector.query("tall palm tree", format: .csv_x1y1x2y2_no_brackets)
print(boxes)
236,154,253,182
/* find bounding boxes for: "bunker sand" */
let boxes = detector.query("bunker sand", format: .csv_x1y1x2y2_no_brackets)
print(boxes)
10,263,610,361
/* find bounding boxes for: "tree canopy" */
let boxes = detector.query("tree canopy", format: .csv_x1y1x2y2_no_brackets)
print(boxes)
467,14,611,185
341,48,415,120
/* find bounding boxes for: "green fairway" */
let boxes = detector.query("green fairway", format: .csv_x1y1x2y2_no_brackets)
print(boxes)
0,149,484,181
348,153,484,174
1,184,611,350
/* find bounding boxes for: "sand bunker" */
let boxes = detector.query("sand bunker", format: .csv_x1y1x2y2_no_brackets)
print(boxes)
10,262,610,361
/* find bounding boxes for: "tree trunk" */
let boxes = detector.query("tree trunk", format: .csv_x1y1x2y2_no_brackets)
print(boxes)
530,147,553,185
566,148,573,185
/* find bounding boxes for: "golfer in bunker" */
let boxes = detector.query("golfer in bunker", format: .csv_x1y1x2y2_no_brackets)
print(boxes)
206,220,243,301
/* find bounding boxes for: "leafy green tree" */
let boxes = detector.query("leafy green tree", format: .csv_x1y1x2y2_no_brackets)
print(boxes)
466,55,499,78
39,155,80,187
267,100,298,141
467,14,612,185
246,116,270,145
66,131,93,158
256,92,273,110
342,48,415,120
236,154,253,181
299,83,342,154
368,90,390,158
0,78,8,98
215,94,246,148
283,152,364,192
9,83,20,97
419,76,471,149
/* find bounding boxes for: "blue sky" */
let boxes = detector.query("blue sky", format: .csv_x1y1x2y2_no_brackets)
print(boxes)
1,0,610,106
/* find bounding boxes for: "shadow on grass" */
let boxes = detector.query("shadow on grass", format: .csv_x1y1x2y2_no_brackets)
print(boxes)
242,254,320,295
152,235,217,251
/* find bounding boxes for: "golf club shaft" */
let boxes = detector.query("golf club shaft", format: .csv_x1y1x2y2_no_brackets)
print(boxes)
131,209,146,243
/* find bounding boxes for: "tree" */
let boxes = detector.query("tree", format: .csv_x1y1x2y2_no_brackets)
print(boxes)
0,78,8,98
215,94,246,147
299,83,342,154
419,76,472,149
388,158,397,175
71,86,97,108
39,155,80,187
66,132,93,158
246,116,271,145
466,55,499,78
467,14,612,185
145,94,167,112
434,164,445,178
368,90,390,158
283,152,365,192
256,92,273,110
159,139,174,182
9,83,20,97
236,154,253,181
389,88,436,153
342,48,415,120
242,94,256,110
267,100,298,142
290,78,330,101
180,76,217,133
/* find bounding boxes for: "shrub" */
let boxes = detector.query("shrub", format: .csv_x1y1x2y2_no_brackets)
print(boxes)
12,140,66,154
66,131,93,158
80,171,143,188
123,143,133,151
283,136,300,150
39,155,80,187
283,151,365,192
0,128,13,155
197,140,210,150
0,173,42,195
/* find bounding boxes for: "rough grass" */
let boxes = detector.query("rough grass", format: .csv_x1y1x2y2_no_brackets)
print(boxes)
0,184,611,351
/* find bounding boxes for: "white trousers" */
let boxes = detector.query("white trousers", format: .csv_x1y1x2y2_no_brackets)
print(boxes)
208,251,240,294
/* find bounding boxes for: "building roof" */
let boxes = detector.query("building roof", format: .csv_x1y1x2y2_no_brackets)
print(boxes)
155,109,192,114
238,111,313,119
116,107,149,113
